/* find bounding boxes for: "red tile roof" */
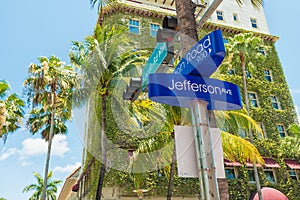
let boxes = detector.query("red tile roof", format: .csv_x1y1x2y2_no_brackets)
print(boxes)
245,162,262,168
284,159,300,169
224,159,241,167
263,158,280,168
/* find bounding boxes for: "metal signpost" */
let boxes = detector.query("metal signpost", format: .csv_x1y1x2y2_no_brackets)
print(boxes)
125,28,242,199
147,30,242,200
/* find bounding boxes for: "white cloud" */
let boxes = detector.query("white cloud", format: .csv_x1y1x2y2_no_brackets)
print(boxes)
20,160,33,167
20,138,47,157
51,135,70,157
0,148,19,161
53,162,81,173
0,135,71,166
19,135,69,159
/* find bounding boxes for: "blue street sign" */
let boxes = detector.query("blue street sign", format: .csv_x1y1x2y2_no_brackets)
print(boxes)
173,30,225,76
148,73,242,110
142,42,168,90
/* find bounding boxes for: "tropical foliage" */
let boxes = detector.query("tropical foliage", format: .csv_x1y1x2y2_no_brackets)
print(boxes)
221,32,268,200
70,23,148,199
75,1,299,199
23,55,77,199
0,80,24,141
23,171,62,200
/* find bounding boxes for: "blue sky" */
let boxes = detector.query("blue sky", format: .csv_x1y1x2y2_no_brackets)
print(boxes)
0,0,299,199
0,1,97,199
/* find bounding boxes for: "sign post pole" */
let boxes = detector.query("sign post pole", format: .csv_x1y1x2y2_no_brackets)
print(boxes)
190,100,219,200
140,30,242,200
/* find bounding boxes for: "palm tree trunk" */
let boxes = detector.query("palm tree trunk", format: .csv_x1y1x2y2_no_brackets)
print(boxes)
174,0,218,131
174,1,224,199
174,0,198,42
42,90,55,200
241,54,253,142
96,94,107,200
240,53,263,200
167,137,176,200
174,0,198,60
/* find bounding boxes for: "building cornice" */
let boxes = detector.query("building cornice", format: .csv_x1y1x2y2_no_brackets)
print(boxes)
99,3,279,42
100,3,170,21
203,22,279,42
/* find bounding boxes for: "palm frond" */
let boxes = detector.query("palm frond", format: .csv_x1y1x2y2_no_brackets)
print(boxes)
221,131,264,164
216,108,263,138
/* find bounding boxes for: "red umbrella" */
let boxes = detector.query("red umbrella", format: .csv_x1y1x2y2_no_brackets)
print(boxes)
251,187,288,200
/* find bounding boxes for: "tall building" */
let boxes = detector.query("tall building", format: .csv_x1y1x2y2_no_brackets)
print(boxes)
208,0,269,34
72,0,300,199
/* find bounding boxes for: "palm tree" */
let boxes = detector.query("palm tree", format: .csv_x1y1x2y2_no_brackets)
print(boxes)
172,2,261,198
70,24,147,200
23,171,62,200
172,7,265,199
224,32,267,200
0,80,24,141
216,108,264,164
23,55,77,200
130,101,264,199
88,1,265,199
163,106,187,200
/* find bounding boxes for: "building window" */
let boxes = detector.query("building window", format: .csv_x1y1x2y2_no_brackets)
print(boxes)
258,48,266,55
264,69,272,82
277,125,286,138
285,160,300,180
248,169,255,182
289,170,298,180
225,168,237,179
270,96,281,110
248,92,259,108
250,18,258,28
216,11,224,20
264,169,276,183
228,69,235,75
233,13,238,21
129,19,140,34
258,123,267,139
150,23,160,37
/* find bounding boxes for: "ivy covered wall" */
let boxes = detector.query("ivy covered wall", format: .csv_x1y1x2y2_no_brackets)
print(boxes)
76,3,300,200
215,36,297,141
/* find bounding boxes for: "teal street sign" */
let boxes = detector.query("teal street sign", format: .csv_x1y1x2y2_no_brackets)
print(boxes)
141,42,167,90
